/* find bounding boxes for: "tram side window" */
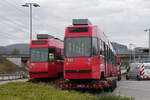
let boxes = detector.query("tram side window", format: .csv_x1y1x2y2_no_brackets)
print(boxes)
99,40,103,55
115,56,117,66
106,46,109,62
49,48,55,62
61,49,64,60
112,54,114,66
107,47,110,63
108,48,110,61
104,43,107,62
56,48,63,60
92,38,98,57
110,51,112,62
102,41,104,56
110,50,112,64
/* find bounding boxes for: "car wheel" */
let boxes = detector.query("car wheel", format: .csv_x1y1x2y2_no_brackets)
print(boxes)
136,75,141,81
126,75,129,80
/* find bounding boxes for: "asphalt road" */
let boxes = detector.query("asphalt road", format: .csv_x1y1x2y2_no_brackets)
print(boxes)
114,80,150,100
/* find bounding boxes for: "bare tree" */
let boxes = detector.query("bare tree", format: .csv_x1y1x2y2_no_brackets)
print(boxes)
12,48,20,55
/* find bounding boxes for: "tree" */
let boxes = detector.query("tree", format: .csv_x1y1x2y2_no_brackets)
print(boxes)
12,48,20,55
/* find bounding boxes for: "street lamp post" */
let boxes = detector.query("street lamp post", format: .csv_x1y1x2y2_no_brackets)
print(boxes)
144,29,150,59
129,44,132,63
22,3,40,41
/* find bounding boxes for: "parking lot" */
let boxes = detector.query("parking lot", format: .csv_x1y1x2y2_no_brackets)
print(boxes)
114,80,150,100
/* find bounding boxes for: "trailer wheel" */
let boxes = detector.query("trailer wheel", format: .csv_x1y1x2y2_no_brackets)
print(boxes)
126,75,129,80
101,72,104,80
114,80,117,88
104,87,110,92
62,88,69,92
110,80,116,92
110,82,114,92
118,75,121,81
104,80,117,92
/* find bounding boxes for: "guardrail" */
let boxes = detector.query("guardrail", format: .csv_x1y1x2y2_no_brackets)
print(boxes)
0,73,26,81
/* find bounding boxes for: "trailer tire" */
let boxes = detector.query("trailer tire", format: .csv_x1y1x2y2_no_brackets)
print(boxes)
110,80,116,92
118,75,121,81
126,75,129,80
104,87,110,92
114,80,117,88
110,83,114,92
101,72,104,80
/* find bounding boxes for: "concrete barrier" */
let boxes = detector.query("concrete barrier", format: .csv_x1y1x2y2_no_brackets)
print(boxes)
0,74,25,81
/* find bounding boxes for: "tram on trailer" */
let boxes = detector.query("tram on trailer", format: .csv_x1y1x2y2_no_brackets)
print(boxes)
61,19,120,89
27,34,64,78
64,19,119,80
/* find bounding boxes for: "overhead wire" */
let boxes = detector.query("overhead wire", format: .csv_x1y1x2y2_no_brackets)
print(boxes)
0,2,29,32
1,0,39,29
3,0,39,20
0,0,65,43
2,0,41,40
0,0,32,42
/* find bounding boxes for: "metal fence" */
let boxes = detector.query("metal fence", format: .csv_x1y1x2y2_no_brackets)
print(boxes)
0,73,26,81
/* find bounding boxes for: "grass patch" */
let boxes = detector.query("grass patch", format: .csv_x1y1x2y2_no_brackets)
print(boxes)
0,82,132,100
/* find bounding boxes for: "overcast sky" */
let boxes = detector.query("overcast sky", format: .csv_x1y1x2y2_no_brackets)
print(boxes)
0,0,150,48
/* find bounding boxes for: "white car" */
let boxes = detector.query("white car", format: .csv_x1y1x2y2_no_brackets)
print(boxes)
126,63,150,80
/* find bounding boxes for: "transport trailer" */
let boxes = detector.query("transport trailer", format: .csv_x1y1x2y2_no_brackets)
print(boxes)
62,19,119,90
61,77,117,90
27,34,64,79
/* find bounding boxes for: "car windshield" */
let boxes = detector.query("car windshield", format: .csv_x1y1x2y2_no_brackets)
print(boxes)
129,66,140,72
65,37,91,57
30,48,48,62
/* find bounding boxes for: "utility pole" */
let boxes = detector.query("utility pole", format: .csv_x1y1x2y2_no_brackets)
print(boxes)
129,43,136,63
22,3,40,41
129,44,132,63
144,29,150,59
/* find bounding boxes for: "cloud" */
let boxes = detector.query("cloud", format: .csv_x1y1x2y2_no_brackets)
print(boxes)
0,0,150,48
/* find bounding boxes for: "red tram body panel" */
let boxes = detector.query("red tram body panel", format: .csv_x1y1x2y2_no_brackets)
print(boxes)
27,34,64,78
64,19,120,80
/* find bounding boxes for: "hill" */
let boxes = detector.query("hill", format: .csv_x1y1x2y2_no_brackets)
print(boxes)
0,46,7,54
0,42,128,55
6,43,30,54
0,55,26,74
0,43,30,54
